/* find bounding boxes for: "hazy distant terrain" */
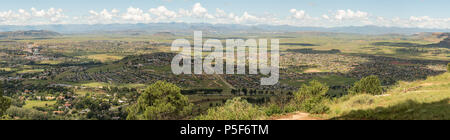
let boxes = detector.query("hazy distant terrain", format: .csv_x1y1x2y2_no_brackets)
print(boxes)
0,30,61,39
1,23,450,35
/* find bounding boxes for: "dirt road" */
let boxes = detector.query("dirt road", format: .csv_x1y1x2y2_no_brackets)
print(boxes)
273,112,322,120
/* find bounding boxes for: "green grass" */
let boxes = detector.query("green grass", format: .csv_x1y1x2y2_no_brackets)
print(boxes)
326,73,450,120
38,60,64,65
74,89,107,96
77,82,147,90
78,54,124,63
313,75,357,86
23,100,56,109
0,67,14,71
81,82,109,88
17,69,44,74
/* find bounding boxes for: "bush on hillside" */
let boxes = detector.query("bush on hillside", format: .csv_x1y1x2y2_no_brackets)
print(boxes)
263,103,297,116
126,81,193,120
0,84,11,116
1,115,12,120
301,96,330,114
293,80,330,114
344,94,375,107
294,80,328,102
5,106,50,120
349,75,383,95
196,97,265,120
447,63,450,72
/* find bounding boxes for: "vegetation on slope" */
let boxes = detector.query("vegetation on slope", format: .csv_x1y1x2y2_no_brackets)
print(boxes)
327,73,450,120
0,85,11,117
196,97,265,120
349,75,383,95
126,81,193,120
447,63,450,72
197,72,449,120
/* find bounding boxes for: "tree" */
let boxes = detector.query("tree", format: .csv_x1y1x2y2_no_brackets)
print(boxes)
196,97,265,120
73,95,111,120
292,80,329,114
293,80,329,103
0,84,12,116
447,63,450,72
349,75,383,95
126,81,192,120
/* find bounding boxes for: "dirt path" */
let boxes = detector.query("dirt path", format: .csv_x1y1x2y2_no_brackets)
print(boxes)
215,74,235,89
273,112,322,120
204,66,235,89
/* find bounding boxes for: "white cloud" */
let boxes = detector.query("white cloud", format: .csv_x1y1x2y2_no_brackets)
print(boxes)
290,9,307,19
192,3,208,18
407,16,450,28
0,8,67,25
234,12,261,24
87,9,120,24
178,8,192,17
121,7,151,23
210,8,273,25
192,3,207,16
178,3,214,19
100,9,114,20
31,8,46,17
0,4,449,29
215,8,227,18
333,9,369,20
149,6,178,20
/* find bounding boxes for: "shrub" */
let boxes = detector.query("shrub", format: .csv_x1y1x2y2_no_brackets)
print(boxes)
0,85,11,116
301,96,329,114
344,94,375,107
349,75,383,95
126,81,193,120
5,106,50,120
447,63,450,72
264,104,283,116
196,97,265,120
1,115,12,120
263,103,297,116
293,80,328,103
293,80,330,114
72,96,112,120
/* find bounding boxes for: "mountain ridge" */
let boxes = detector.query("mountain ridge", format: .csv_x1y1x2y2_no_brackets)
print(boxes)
0,30,61,39
1,23,449,35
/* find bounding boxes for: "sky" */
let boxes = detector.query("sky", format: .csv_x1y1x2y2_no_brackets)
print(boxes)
0,0,449,28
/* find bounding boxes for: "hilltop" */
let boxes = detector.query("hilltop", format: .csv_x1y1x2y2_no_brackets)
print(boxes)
0,30,61,39
153,32,176,37
437,33,450,47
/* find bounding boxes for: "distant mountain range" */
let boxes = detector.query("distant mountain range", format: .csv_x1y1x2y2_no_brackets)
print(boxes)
0,30,61,39
436,33,450,47
0,23,449,35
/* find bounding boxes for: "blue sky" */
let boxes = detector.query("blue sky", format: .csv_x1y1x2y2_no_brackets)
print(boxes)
0,0,449,28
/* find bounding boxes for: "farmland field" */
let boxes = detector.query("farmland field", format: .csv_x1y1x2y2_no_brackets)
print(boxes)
23,100,56,109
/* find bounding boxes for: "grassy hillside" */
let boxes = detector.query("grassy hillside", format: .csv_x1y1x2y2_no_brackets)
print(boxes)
326,72,450,120
0,30,61,39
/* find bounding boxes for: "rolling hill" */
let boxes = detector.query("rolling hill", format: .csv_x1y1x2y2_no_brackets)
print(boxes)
0,30,61,39
1,23,450,35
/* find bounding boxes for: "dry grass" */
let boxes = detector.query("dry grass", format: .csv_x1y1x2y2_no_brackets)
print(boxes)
325,73,450,120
